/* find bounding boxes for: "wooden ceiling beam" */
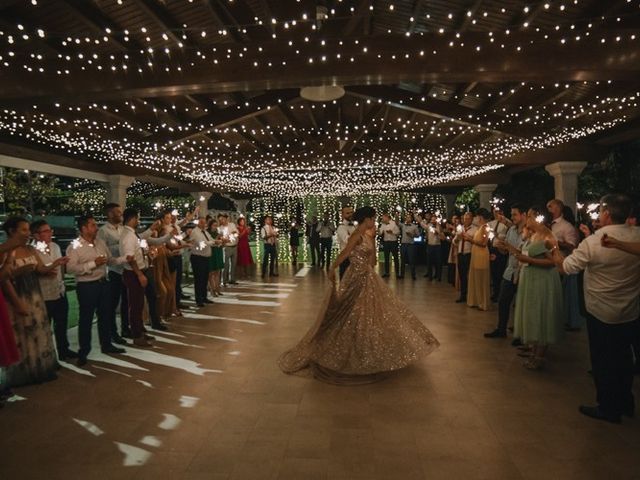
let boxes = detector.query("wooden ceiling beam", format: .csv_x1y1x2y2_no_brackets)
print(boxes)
132,0,186,45
61,0,132,51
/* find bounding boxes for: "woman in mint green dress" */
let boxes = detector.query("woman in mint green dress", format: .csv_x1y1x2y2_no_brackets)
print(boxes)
207,219,225,297
513,208,563,370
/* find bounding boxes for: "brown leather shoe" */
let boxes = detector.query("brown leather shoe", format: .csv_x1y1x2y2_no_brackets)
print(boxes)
133,337,152,347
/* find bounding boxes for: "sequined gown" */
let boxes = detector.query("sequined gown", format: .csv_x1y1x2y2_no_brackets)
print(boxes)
279,235,439,384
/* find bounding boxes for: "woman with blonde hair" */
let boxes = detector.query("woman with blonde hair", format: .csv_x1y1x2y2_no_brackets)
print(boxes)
465,208,491,311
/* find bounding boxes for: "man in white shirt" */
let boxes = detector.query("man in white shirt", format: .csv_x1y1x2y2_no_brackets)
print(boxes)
399,213,420,280
219,214,239,285
260,215,279,278
316,212,336,270
552,194,640,423
547,199,579,254
120,208,161,347
419,214,444,282
453,212,478,302
66,215,127,365
31,220,76,361
189,216,217,306
97,202,129,343
378,213,400,278
335,206,355,279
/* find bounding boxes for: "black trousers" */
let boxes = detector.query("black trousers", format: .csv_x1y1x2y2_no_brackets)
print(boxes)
262,243,277,276
175,255,184,299
585,312,636,416
490,249,508,299
107,271,129,336
400,243,416,279
75,280,111,358
190,255,210,304
496,278,517,333
143,268,161,326
457,253,471,300
319,238,333,268
339,258,351,279
426,244,442,280
309,240,320,266
44,294,70,356
382,241,399,276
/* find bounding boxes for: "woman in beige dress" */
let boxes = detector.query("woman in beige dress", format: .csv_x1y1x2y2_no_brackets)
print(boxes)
279,206,439,385
466,208,491,311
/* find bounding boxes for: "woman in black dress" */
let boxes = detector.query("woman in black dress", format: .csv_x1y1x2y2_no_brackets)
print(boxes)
289,220,303,265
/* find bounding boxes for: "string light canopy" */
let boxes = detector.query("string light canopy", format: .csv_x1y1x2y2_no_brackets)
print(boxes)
0,0,639,197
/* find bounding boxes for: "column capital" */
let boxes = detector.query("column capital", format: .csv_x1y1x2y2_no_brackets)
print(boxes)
104,174,135,188
190,191,212,201
544,161,588,177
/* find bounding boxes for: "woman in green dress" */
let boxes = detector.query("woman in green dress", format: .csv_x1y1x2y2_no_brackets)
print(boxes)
513,208,564,370
207,219,225,297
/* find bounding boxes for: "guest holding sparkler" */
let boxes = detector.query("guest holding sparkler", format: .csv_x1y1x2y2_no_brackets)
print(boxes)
289,220,303,266
488,206,511,302
189,217,217,307
453,212,477,303
261,215,279,278
207,218,225,297
67,215,127,366
513,208,563,370
2,216,62,385
30,220,76,361
399,213,419,280
378,213,400,278
220,214,239,286
446,215,460,286
419,214,445,282
465,209,491,311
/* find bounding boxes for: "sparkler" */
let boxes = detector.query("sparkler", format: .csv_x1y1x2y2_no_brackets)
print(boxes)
535,215,545,224
71,238,83,249
456,225,463,233
34,241,50,255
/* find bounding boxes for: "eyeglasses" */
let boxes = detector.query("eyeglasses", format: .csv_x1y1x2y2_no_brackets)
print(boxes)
37,228,53,234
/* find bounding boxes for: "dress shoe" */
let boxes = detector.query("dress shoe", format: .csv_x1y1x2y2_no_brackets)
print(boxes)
112,335,127,345
455,297,466,303
579,405,621,424
133,337,152,348
204,299,214,304
77,357,88,367
423,273,431,278
484,329,507,338
121,328,133,339
60,350,79,361
272,273,279,277
381,274,390,278
228,280,238,285
180,294,191,300
177,303,187,309
101,345,126,354
412,276,417,280
511,338,523,347
152,323,168,331
197,302,205,307
397,276,404,279
144,334,155,341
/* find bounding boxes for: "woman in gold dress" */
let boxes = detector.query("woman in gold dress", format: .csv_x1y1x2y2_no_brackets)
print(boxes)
465,208,491,311
279,206,439,384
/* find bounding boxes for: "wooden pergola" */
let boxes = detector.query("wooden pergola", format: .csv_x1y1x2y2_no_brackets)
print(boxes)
0,0,639,196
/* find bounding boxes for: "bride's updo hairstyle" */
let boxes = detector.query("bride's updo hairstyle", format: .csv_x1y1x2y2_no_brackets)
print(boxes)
353,206,377,224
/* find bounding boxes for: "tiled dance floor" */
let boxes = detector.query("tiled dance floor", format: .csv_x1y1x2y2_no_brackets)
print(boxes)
1,265,639,479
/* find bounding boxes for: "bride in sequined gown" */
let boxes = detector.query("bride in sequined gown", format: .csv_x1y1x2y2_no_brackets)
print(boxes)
279,206,439,384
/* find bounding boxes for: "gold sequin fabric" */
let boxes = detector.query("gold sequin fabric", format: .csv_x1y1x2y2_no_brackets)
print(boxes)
279,235,439,384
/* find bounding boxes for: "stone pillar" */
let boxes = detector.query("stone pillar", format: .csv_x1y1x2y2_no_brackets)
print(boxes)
545,161,588,213
442,194,457,218
102,175,134,208
234,199,250,214
190,192,212,217
474,184,498,211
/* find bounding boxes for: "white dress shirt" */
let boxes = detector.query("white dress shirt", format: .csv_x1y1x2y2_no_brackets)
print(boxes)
378,220,400,242
488,219,510,241
120,226,147,270
455,225,478,254
336,220,356,251
189,226,216,257
551,216,579,253
562,224,640,324
316,220,335,239
261,225,277,245
220,222,239,247
421,222,442,246
34,241,65,301
66,237,116,282
97,222,124,274
400,223,419,244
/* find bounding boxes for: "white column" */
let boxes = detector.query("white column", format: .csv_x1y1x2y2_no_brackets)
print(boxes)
474,184,497,210
191,192,212,217
102,174,134,207
234,199,250,214
544,161,588,213
442,193,457,218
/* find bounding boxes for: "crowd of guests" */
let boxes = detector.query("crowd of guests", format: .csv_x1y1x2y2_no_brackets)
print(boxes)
0,204,259,404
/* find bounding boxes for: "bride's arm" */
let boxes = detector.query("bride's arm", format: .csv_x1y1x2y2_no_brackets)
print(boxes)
329,229,362,272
